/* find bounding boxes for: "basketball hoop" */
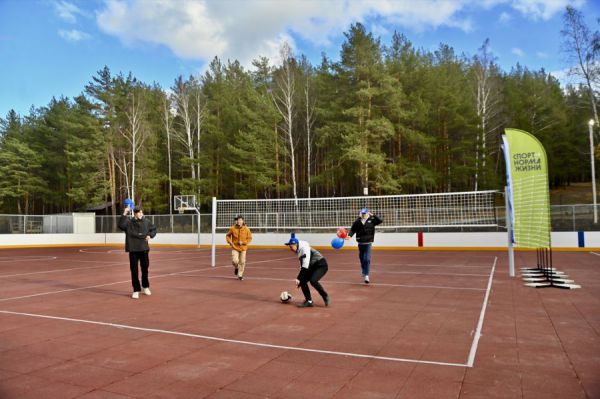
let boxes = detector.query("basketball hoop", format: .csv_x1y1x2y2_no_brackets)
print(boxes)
174,195,197,213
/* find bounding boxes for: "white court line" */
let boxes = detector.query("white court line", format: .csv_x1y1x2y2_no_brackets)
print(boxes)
202,275,486,291
0,256,296,302
0,256,57,263
0,255,211,279
250,266,488,277
78,248,211,254
373,253,497,258
590,252,600,256
0,309,468,368
466,256,497,367
0,265,227,302
64,254,211,265
0,264,124,278
371,263,492,269
78,249,126,254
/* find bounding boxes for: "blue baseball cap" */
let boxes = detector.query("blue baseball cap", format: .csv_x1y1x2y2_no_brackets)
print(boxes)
284,233,299,246
360,207,370,214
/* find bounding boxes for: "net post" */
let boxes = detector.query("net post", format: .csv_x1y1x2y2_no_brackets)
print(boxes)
505,186,515,277
211,196,217,267
196,207,200,248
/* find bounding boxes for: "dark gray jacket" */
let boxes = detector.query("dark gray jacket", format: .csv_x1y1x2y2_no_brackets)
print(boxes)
118,215,157,252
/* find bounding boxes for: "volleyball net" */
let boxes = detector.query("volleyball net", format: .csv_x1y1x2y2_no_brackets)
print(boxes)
212,190,500,231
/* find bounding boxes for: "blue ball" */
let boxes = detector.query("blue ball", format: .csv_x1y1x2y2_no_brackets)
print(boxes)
331,237,344,250
124,198,134,208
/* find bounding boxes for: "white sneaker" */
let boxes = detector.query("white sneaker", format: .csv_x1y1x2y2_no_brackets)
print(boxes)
364,275,370,284
143,288,152,296
132,291,140,299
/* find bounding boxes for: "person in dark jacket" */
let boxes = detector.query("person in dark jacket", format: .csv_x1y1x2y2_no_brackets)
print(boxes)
348,208,382,284
118,206,157,299
284,233,329,308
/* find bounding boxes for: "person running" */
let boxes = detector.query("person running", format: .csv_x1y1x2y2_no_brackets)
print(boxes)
284,233,330,308
118,205,157,299
225,215,253,280
348,208,382,284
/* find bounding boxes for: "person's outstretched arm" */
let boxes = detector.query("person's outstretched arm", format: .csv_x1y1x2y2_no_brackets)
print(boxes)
371,214,383,226
118,210,130,231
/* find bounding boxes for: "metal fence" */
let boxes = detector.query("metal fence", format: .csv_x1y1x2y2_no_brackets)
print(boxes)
94,214,214,234
0,205,599,234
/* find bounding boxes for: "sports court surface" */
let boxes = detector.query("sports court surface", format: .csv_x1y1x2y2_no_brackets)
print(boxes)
0,246,598,398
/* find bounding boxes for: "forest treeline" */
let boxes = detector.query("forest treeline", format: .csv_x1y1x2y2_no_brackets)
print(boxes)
1,16,599,215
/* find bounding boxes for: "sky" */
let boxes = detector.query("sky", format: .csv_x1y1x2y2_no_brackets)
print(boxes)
1,0,599,119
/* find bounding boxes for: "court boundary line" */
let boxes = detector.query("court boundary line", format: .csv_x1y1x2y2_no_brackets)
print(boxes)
0,254,499,368
591,252,600,256
370,263,493,269
0,309,468,368
466,256,497,367
248,266,489,277
0,256,297,302
198,275,487,291
78,248,212,254
0,256,57,263
0,254,212,279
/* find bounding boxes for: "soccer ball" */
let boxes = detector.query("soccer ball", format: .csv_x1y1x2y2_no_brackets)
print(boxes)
280,291,292,303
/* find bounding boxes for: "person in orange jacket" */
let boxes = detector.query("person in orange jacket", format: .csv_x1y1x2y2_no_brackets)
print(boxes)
225,215,253,280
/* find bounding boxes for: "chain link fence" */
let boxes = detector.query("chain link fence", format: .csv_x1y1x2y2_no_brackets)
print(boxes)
0,205,599,234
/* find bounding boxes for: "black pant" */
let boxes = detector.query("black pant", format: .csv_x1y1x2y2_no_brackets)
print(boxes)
300,259,328,302
129,251,150,292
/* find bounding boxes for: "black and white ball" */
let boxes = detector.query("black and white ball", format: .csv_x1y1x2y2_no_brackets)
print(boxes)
280,291,292,303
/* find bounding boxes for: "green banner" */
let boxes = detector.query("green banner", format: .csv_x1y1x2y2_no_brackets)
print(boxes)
503,128,551,248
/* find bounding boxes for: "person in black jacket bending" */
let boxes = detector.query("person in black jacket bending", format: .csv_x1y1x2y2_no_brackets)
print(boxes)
348,208,382,284
118,206,157,299
284,234,330,308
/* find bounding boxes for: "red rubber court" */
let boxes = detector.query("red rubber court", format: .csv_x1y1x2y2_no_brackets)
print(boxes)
0,246,598,398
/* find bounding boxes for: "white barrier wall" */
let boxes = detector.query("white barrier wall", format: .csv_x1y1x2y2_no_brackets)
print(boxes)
423,232,506,247
586,232,600,248
72,213,96,234
105,233,210,246
1,231,599,249
551,232,579,248
0,234,105,246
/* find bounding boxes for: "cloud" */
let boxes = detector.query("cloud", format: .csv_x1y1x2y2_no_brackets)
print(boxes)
54,0,85,23
58,29,91,42
498,11,512,23
536,51,548,58
94,0,580,68
511,47,525,57
95,0,478,66
509,0,586,21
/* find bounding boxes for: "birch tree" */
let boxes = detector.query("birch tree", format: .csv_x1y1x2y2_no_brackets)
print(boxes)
299,56,316,198
163,94,174,216
171,76,196,181
115,89,149,202
193,83,206,195
271,42,298,202
562,5,599,126
472,39,503,190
